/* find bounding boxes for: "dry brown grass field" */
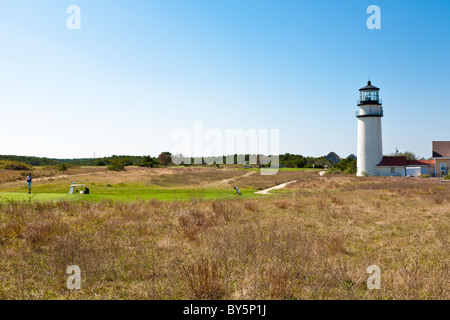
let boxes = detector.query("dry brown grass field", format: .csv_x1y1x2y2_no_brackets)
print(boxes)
0,167,448,300
0,166,106,184
0,166,251,192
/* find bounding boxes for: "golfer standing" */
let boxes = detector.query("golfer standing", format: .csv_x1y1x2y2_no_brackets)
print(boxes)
26,173,32,194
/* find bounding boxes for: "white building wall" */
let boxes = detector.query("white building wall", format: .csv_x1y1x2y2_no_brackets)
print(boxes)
396,167,406,176
376,167,390,176
377,167,405,177
377,166,434,177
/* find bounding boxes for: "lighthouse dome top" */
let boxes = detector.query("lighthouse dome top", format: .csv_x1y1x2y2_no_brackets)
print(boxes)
359,81,380,91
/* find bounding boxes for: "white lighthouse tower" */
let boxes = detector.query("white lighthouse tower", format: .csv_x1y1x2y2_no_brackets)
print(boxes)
356,81,383,176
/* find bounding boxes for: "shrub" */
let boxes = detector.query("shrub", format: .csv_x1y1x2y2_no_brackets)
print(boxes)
343,166,357,174
108,157,127,171
179,258,225,299
139,156,160,168
0,160,33,170
326,167,342,174
158,152,172,166
211,201,240,222
244,201,260,212
177,207,212,240
57,163,70,171
326,158,356,175
444,174,450,180
275,200,288,209
419,174,430,178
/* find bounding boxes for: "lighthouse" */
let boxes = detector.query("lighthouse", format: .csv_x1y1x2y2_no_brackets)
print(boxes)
356,81,383,176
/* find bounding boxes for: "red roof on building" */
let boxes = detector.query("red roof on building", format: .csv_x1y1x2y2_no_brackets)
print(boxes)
407,160,435,166
377,156,407,167
377,157,435,167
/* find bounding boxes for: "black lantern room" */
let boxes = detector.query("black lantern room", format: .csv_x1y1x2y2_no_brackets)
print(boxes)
358,81,381,105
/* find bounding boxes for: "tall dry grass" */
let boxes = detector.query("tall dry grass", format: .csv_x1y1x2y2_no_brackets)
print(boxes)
0,172,448,300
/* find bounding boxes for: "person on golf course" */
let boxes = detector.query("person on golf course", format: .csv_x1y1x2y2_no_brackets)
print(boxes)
234,186,242,196
26,173,32,194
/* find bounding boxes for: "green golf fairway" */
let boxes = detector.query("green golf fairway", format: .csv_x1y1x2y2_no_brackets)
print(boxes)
0,187,259,202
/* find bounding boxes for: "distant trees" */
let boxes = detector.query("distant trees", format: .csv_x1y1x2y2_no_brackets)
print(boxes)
388,151,418,160
0,155,57,166
279,153,307,168
96,160,106,166
0,154,162,168
326,157,357,174
166,153,333,168
158,152,172,166
107,157,130,171
0,152,353,170
279,154,331,169
140,156,160,168
111,155,133,166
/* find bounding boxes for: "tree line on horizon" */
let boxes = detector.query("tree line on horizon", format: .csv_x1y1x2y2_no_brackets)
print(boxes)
0,151,429,176
0,152,341,170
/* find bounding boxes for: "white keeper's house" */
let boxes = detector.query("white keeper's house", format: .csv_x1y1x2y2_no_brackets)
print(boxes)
375,157,435,177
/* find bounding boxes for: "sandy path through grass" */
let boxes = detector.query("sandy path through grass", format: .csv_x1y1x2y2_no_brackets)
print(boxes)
207,171,257,187
254,180,297,194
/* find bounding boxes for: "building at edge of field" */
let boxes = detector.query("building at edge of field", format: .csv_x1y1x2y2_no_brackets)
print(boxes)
375,157,435,177
432,141,450,177
355,81,448,177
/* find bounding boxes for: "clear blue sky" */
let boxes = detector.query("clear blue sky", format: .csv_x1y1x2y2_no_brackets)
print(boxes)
0,0,449,159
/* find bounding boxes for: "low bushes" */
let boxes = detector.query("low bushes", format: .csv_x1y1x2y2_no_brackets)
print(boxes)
108,157,129,171
0,160,33,171
326,158,357,175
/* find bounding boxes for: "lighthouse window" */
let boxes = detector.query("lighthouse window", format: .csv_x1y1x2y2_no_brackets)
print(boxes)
361,91,378,102
441,163,446,172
